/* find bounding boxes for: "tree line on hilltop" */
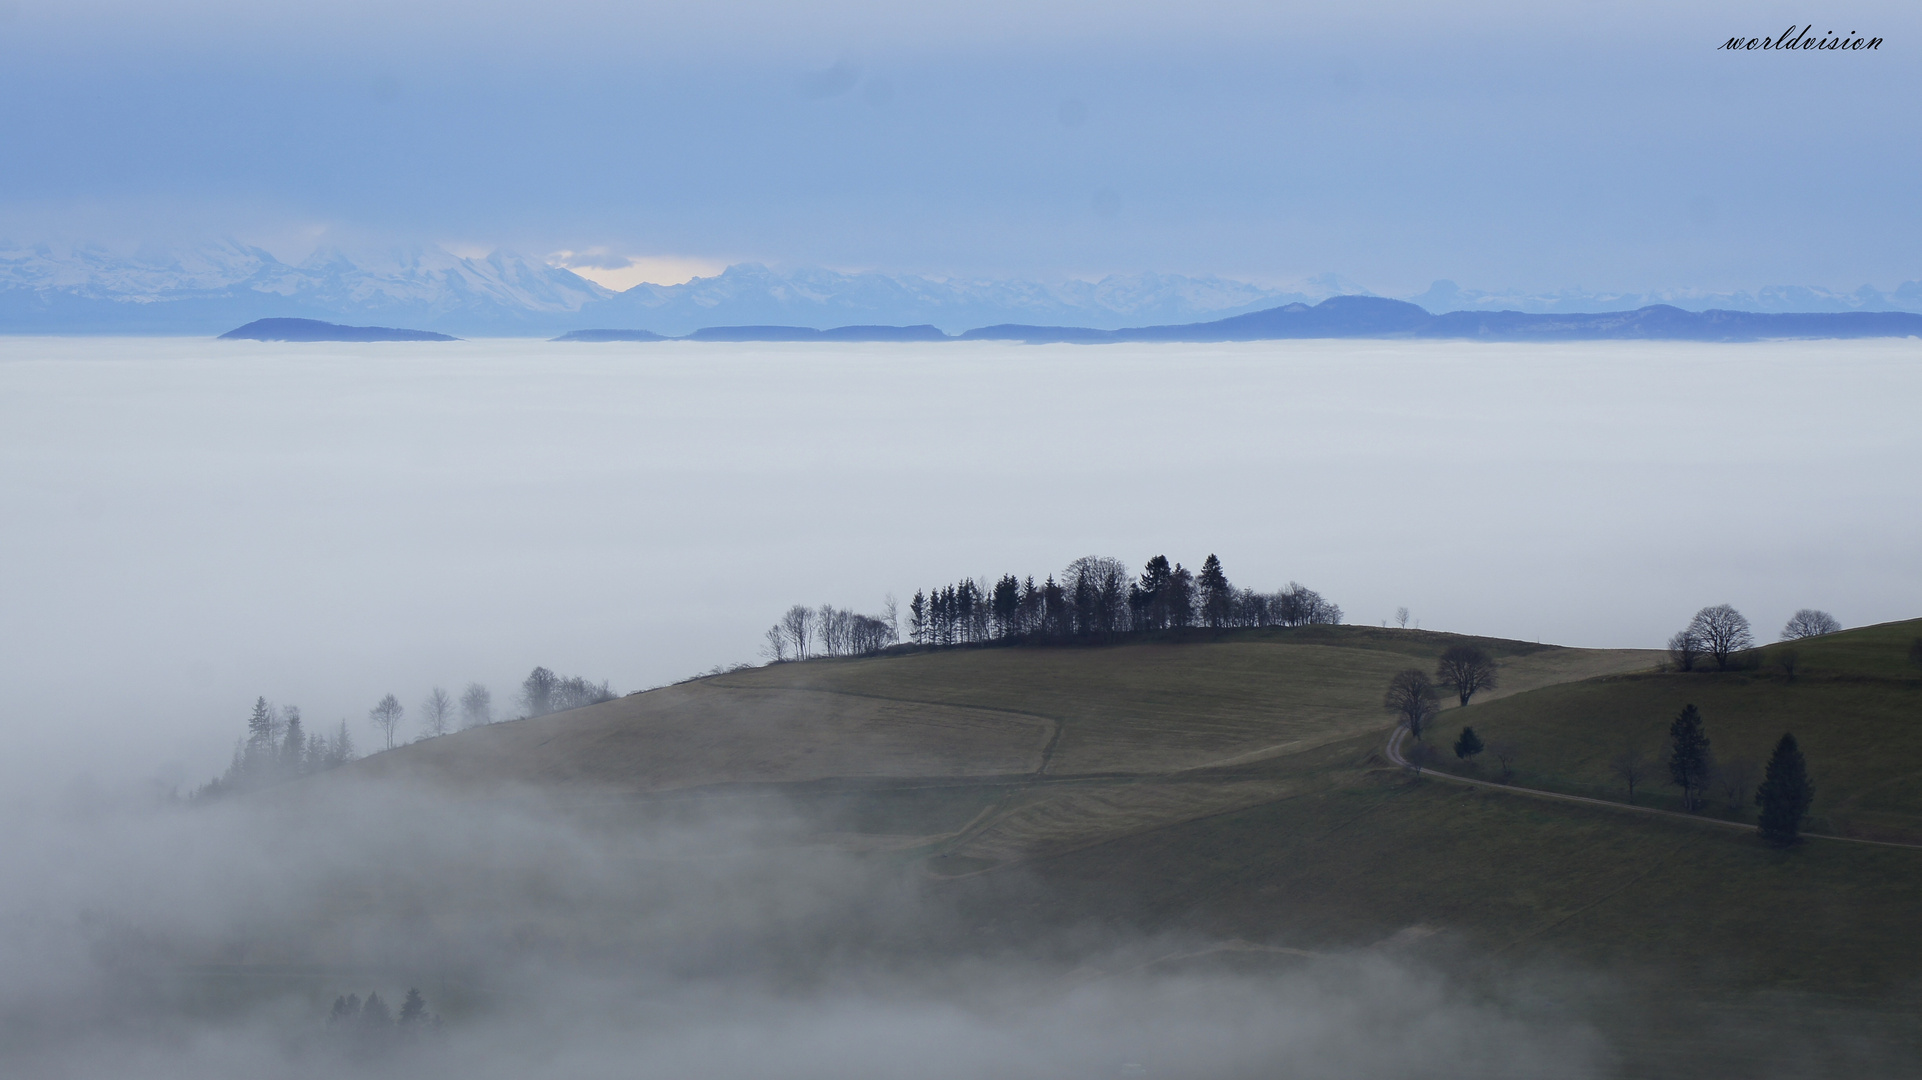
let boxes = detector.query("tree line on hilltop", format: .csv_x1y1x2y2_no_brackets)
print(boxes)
326,987,440,1057
764,553,1342,660
195,666,616,798
1666,604,1843,674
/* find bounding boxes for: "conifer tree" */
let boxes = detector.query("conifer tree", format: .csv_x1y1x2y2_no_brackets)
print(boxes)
360,991,391,1027
280,708,305,777
908,590,927,645
1756,732,1814,846
246,696,273,740
398,988,428,1025
1197,554,1233,629
1165,563,1195,628
1453,726,1484,759
1136,556,1172,630
991,576,1021,639
1668,704,1712,812
1041,576,1068,639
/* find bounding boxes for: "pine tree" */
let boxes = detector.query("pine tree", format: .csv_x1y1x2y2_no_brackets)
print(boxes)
246,696,272,735
908,589,927,645
1164,563,1195,628
1668,704,1712,812
1136,556,1172,630
398,988,428,1025
360,991,391,1027
1197,554,1233,629
1756,732,1814,846
280,708,305,777
1453,726,1484,759
991,575,1021,639
1041,576,1068,639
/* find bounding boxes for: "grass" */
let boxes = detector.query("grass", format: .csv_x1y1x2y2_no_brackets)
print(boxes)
325,620,1922,1008
1426,619,1922,841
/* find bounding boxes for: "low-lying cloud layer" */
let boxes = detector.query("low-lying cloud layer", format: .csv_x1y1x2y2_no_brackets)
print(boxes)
1,777,1614,1080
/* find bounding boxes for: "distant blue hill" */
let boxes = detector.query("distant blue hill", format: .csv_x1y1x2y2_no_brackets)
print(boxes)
557,324,951,343
957,297,1922,343
219,318,458,342
552,328,669,342
545,295,1922,342
560,297,1922,345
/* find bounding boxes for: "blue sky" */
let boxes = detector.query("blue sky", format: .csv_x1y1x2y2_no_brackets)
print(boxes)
1,0,1915,292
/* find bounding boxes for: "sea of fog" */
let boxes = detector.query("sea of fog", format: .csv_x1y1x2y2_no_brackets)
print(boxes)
2,335,1919,797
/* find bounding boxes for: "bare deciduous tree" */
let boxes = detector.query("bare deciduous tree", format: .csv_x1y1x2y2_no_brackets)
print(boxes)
781,605,815,660
1395,606,1410,629
459,683,492,729
1667,629,1703,672
763,624,789,662
1688,604,1753,671
1610,745,1650,802
1384,669,1441,740
1714,758,1758,815
1781,609,1841,640
1435,644,1499,707
549,675,615,711
521,666,557,717
1486,740,1519,783
421,687,453,738
369,694,404,751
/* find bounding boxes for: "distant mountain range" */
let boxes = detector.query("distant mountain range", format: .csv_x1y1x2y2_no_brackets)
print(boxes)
552,297,1922,344
6,240,1921,337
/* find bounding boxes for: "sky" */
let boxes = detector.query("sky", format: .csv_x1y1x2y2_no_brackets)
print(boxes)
0,0,1916,292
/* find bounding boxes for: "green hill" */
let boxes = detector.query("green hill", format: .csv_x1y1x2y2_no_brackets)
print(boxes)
329,621,1922,1050
1426,619,1922,842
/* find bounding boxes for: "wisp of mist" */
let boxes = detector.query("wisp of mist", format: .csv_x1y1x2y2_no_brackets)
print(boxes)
0,777,1611,1079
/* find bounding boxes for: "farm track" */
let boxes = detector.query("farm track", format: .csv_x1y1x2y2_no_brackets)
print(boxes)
1384,724,1922,852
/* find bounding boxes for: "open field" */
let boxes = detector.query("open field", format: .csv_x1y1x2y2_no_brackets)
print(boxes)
322,623,1922,1005
1422,619,1922,842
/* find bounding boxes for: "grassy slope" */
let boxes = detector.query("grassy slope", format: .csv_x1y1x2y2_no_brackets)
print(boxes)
1427,619,1922,842
328,623,1922,1004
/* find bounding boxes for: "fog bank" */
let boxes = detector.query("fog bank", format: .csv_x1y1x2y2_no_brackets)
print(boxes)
1,336,1918,793
0,778,1614,1079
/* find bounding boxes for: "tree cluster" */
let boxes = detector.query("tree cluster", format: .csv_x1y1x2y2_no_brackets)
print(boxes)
1667,604,1755,672
198,665,615,798
328,988,439,1050
765,603,898,661
1384,644,1499,744
197,697,355,798
904,553,1341,648
520,666,617,717
1664,703,1814,843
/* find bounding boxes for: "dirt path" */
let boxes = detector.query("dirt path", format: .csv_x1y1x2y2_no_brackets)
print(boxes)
1384,725,1922,851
